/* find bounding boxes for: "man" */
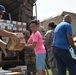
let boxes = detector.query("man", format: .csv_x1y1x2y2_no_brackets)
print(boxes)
52,14,76,75
19,0,36,30
0,5,20,56
23,30,30,42
23,30,36,75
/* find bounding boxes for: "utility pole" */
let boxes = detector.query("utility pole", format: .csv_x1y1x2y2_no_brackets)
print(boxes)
34,2,37,20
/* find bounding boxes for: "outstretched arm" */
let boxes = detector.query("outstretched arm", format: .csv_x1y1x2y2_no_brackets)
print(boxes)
25,42,37,49
0,28,20,43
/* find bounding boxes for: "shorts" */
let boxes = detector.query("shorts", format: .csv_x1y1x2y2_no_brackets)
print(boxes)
36,54,46,70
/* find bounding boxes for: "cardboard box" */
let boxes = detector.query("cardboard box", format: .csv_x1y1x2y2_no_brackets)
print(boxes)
9,68,21,72
5,72,21,75
7,33,26,51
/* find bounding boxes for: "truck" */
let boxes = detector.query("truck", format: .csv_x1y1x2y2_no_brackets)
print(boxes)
0,0,37,75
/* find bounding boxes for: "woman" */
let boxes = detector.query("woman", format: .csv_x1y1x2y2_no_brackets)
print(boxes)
44,22,58,75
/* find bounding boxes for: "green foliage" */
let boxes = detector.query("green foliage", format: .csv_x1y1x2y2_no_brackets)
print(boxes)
45,69,69,75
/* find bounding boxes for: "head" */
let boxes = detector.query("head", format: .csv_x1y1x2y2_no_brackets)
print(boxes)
0,5,6,19
23,30,30,38
63,14,72,24
48,22,56,30
35,20,40,27
29,20,39,33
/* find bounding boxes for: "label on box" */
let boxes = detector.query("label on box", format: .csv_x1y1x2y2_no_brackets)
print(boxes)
17,22,21,25
23,28,26,31
10,24,13,27
19,28,22,31
23,23,26,26
8,26,12,30
1,26,5,29
7,20,10,24
13,27,17,30
12,21,16,24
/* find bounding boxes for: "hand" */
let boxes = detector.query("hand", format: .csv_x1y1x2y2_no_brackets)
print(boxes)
4,52,8,57
0,40,8,57
14,43,25,49
11,33,20,44
0,40,7,51
74,47,76,54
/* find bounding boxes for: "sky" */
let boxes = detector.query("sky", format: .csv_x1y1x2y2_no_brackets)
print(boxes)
33,0,76,21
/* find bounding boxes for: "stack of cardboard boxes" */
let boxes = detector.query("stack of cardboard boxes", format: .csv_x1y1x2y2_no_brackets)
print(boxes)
0,19,26,32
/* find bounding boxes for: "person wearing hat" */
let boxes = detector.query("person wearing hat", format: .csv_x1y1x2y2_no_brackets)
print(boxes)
0,5,20,57
44,22,58,75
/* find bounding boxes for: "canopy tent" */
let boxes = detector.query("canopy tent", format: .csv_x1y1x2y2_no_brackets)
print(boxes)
41,11,76,36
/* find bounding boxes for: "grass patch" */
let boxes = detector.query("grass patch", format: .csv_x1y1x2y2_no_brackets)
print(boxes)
0,67,2,70
46,69,69,75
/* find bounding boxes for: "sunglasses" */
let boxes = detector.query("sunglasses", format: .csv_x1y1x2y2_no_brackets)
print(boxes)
0,12,4,16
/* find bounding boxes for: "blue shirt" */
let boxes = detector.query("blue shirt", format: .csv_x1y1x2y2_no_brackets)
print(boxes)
52,22,72,50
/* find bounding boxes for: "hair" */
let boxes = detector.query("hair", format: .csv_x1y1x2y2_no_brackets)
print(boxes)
48,22,56,29
29,20,40,26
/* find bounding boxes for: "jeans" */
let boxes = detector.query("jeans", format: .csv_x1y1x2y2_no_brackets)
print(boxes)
52,46,76,75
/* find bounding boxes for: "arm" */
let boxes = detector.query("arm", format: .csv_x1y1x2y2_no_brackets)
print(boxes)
44,31,53,45
66,25,76,53
0,28,20,43
26,32,38,49
67,35,75,50
0,40,8,57
25,42,37,49
0,28,14,37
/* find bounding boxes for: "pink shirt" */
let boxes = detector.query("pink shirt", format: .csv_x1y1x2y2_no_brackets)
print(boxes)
28,31,46,55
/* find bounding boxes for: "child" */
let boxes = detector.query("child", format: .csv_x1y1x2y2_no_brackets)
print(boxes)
25,20,46,75
15,20,46,75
